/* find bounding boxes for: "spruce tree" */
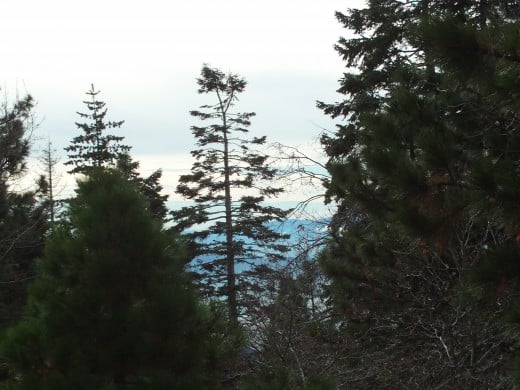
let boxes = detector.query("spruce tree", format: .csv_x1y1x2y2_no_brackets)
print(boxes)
65,86,168,223
65,84,129,174
1,170,235,388
172,65,289,326
318,1,519,386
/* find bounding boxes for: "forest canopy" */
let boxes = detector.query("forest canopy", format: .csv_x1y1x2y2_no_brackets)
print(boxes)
1,1,519,388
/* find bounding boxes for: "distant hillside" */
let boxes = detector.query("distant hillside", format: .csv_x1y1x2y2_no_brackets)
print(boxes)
270,217,330,257
186,218,330,271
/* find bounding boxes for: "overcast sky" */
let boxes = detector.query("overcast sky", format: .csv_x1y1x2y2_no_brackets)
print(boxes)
1,0,364,209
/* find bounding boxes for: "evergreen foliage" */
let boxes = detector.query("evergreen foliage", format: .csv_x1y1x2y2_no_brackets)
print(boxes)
0,96,31,181
65,85,130,175
65,86,168,223
117,152,169,221
3,4,519,384
0,94,47,329
172,65,290,325
318,0,520,386
1,170,236,388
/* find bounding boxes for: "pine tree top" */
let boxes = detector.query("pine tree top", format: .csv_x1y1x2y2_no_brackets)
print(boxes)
65,84,129,175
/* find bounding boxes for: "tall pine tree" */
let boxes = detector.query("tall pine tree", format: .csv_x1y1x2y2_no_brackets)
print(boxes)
318,0,519,386
172,65,290,326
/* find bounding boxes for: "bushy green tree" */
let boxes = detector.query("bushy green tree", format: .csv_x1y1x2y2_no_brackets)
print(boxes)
318,0,519,386
173,66,290,325
1,170,236,388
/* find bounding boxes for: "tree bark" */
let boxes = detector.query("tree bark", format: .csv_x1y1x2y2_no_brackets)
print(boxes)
220,93,238,327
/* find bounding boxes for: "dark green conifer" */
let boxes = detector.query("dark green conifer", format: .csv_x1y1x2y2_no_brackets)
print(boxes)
318,0,519,386
65,86,168,223
1,170,235,388
117,152,169,221
65,85,129,174
172,66,290,326
0,94,47,329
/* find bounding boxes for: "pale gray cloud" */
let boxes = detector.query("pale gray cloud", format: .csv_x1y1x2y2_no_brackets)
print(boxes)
3,0,365,204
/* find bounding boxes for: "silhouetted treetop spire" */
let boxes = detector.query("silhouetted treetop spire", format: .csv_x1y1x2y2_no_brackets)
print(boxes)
65,84,129,175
